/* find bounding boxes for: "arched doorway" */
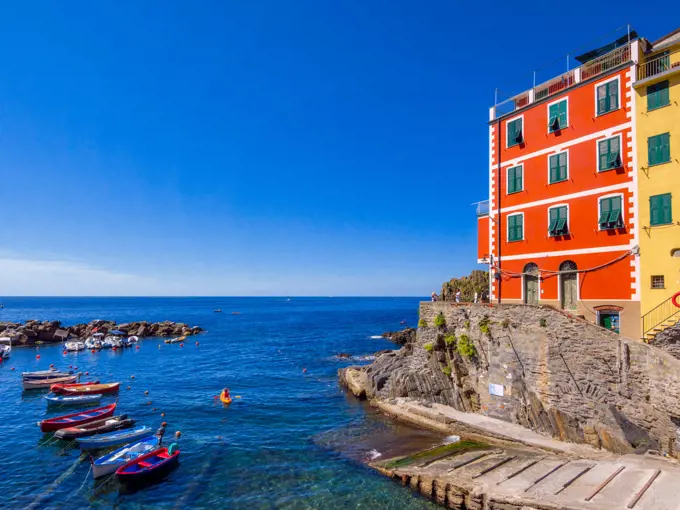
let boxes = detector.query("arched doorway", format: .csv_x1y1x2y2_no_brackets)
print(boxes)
523,263,539,305
559,260,578,310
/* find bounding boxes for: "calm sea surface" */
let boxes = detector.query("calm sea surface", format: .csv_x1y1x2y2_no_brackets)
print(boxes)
0,297,442,509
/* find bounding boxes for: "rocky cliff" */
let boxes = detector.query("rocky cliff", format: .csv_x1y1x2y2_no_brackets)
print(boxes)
0,319,203,346
340,302,680,457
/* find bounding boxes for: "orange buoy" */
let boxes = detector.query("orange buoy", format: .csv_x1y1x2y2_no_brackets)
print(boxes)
161,413,165,417
175,431,182,438
91,349,96,353
136,345,140,349
112,347,117,351
36,355,41,359
147,401,152,405
63,351,67,355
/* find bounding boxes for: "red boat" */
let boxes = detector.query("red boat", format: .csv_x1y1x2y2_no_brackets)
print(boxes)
116,446,180,483
52,382,119,395
37,403,117,433
49,380,99,393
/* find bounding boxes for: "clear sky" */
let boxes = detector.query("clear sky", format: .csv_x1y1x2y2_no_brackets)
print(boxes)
0,2,677,296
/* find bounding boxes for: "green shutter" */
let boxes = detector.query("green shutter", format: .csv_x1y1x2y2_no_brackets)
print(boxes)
508,214,523,241
662,194,673,224
558,100,567,128
549,155,558,183
659,133,671,164
600,137,620,171
548,208,558,235
508,166,522,194
648,135,660,165
598,140,609,170
597,83,607,115
647,81,670,111
515,166,522,192
508,119,522,147
599,198,611,227
508,167,515,194
610,196,622,227
651,194,673,225
548,100,567,132
607,80,618,111
517,214,523,240
649,133,671,165
558,152,567,181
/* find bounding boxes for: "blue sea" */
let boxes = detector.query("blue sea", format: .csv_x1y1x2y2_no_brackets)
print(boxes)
0,297,442,509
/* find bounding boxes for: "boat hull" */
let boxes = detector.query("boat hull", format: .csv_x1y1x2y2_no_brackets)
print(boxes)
45,394,102,407
24,375,77,391
54,415,133,439
38,403,117,432
52,382,117,395
78,426,153,451
22,370,73,380
116,447,180,484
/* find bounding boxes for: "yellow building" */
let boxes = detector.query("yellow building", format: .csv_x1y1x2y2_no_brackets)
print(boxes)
634,28,680,341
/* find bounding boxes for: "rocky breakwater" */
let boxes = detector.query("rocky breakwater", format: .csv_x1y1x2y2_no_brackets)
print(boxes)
340,302,680,459
0,319,203,346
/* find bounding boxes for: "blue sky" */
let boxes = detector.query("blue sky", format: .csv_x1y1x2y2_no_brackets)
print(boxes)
0,2,677,296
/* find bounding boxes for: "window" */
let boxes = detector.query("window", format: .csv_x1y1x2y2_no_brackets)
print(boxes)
549,152,568,183
507,118,523,148
650,193,673,226
647,80,670,111
648,133,671,166
651,275,665,289
548,99,568,132
548,206,569,236
598,136,621,171
599,196,624,229
598,312,620,334
507,165,523,194
596,79,619,115
508,213,523,242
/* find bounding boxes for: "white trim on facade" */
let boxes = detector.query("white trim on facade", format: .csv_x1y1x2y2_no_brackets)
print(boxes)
547,148,570,184
495,243,633,262
489,124,496,301
492,121,632,171
546,96,569,133
492,183,632,215
593,75,622,117
626,64,641,301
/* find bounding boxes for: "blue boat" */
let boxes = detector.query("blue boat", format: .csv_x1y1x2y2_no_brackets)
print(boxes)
91,436,158,478
44,393,102,407
76,426,153,451
116,445,180,484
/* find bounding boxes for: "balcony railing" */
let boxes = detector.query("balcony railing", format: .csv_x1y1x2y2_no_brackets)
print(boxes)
491,43,632,120
475,200,489,217
638,48,680,81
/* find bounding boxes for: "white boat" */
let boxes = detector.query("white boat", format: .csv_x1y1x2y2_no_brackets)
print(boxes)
103,336,122,349
0,345,10,359
163,336,186,344
22,368,73,380
65,340,85,352
91,436,159,478
85,337,102,350
23,374,77,391
78,426,153,451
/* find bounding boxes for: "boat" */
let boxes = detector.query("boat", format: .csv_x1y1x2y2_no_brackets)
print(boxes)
22,368,73,380
44,393,103,407
49,380,100,392
38,402,117,432
164,336,186,344
55,414,134,439
65,340,85,352
85,337,102,350
52,382,119,395
214,309,222,313
77,426,153,451
0,344,10,359
23,375,77,391
115,446,180,483
220,390,232,405
92,436,159,478
122,335,139,348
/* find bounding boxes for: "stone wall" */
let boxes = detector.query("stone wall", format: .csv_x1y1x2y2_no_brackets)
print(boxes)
651,321,680,359
352,302,680,456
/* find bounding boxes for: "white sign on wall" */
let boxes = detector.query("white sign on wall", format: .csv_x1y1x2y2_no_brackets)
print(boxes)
489,383,504,397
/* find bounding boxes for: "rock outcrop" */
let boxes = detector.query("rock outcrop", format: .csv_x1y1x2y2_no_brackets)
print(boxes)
340,302,680,457
381,328,416,345
0,320,203,346
650,321,680,359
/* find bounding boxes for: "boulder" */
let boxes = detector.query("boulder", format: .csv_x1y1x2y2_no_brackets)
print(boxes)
340,367,369,399
382,328,416,345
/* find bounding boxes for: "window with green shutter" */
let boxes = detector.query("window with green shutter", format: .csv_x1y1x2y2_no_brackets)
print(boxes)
508,214,523,242
647,80,670,111
599,196,623,229
507,165,523,194
507,118,523,147
650,193,673,226
548,99,567,133
548,206,568,236
549,152,568,183
596,79,619,115
648,133,671,166
598,136,621,171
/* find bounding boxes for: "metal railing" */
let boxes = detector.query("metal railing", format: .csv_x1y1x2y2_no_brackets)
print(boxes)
642,293,680,336
491,43,632,120
475,200,489,217
638,48,680,80
581,44,630,80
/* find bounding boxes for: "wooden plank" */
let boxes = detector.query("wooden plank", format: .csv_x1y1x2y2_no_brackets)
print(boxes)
585,465,625,502
627,469,661,509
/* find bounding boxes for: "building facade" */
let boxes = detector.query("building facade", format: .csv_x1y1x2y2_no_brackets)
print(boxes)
478,37,643,338
634,30,680,340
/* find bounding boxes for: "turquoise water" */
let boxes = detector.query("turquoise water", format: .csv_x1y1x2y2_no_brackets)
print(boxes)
0,298,441,509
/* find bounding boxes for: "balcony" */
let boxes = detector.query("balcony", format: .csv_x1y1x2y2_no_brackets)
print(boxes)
491,43,633,120
636,47,680,84
475,200,489,217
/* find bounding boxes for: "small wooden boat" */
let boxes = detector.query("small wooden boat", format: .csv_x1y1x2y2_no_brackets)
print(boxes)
23,375,77,391
163,336,186,344
78,426,153,451
92,436,158,478
38,403,117,433
49,380,99,393
52,382,119,395
54,414,134,439
115,446,180,483
44,393,103,407
22,369,73,380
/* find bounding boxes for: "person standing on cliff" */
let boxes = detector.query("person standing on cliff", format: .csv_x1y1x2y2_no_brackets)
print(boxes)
431,292,438,302
455,290,461,303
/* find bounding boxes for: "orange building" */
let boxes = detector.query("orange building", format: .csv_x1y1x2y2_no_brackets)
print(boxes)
478,35,643,338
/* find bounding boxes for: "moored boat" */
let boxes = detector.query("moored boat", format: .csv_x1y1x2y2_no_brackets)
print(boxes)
0,344,10,359
77,426,153,451
92,436,159,478
38,403,117,433
164,336,186,344
64,340,85,352
44,393,103,407
84,337,102,350
115,445,180,483
52,382,119,395
54,414,134,439
23,375,77,391
22,369,73,380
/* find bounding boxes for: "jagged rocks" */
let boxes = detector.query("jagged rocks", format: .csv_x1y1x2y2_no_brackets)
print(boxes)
382,328,416,345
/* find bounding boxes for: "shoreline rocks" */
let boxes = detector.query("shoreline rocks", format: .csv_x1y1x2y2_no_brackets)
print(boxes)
381,328,416,345
0,319,203,346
